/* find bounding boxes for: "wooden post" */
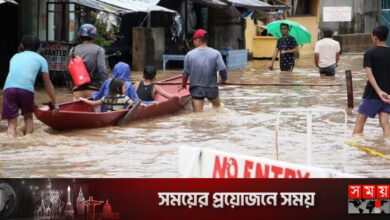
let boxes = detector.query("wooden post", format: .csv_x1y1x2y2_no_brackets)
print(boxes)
185,0,188,38
147,12,151,28
346,70,354,109
275,130,279,161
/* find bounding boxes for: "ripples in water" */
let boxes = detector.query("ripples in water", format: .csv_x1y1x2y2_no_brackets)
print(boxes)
0,55,389,178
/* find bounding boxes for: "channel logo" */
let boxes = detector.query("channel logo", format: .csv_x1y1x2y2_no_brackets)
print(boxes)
348,185,390,214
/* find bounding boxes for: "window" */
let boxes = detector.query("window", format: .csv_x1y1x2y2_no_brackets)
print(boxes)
286,0,314,16
47,2,79,42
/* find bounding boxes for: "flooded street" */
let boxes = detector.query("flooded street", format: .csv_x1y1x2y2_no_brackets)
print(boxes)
0,54,389,178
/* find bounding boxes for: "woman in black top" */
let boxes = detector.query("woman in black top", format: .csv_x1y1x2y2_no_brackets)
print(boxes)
134,66,179,102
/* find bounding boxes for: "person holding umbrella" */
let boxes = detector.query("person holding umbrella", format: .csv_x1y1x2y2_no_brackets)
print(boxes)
269,23,298,72
267,20,312,72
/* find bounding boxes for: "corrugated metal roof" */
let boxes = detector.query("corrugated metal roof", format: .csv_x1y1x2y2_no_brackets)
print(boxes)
97,0,176,13
193,0,227,8
226,0,289,9
195,0,288,10
226,0,273,8
69,0,176,14
131,0,160,4
69,0,121,14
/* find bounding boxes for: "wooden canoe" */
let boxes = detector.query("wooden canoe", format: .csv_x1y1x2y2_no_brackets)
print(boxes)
34,75,190,130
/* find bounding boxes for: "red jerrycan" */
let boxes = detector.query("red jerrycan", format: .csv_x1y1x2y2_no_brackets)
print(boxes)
68,49,91,87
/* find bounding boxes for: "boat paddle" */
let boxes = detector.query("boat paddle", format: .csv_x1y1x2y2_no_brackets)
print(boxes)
117,99,142,126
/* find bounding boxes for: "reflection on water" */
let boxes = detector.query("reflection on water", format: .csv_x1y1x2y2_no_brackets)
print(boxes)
0,54,389,178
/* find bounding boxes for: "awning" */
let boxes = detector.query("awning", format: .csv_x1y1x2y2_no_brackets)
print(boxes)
0,0,18,5
227,0,272,8
192,0,227,8
225,0,289,9
97,0,176,13
69,0,176,15
69,0,122,14
193,0,288,10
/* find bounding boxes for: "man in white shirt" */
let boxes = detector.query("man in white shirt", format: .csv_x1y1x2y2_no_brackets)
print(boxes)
314,28,341,78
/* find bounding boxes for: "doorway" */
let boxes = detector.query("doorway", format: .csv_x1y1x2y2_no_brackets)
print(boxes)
0,3,18,87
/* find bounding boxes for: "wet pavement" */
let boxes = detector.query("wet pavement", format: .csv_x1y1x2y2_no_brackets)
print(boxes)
0,54,389,178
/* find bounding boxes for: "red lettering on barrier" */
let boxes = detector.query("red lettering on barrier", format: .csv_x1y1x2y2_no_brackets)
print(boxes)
212,156,312,178
284,168,296,178
212,156,227,178
243,160,253,178
271,166,283,178
297,170,310,178
255,163,270,178
227,158,238,178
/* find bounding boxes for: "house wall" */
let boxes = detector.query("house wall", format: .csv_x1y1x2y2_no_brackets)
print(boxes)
209,7,245,50
319,0,380,35
318,0,380,52
245,19,257,54
288,16,319,55
17,0,48,40
132,27,165,71
245,0,320,57
19,0,37,36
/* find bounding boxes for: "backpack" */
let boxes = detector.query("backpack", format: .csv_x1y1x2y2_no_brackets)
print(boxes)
68,47,91,88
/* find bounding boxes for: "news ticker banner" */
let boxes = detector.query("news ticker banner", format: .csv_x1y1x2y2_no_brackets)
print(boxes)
0,179,388,219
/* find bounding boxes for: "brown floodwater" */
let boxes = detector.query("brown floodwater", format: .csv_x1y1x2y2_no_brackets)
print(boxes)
0,54,389,178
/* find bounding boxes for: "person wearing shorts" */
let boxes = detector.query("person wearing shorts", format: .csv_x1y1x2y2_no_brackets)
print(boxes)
269,23,298,72
318,64,336,76
180,29,227,112
2,35,58,137
315,28,340,78
353,25,390,137
189,86,219,101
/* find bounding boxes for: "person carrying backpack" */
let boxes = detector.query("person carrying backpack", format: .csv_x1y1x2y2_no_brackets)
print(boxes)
70,24,108,100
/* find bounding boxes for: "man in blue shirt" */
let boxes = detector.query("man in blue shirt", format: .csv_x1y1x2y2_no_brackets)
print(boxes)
180,29,227,112
2,35,58,137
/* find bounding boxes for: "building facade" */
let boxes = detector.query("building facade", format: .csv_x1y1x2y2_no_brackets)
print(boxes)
319,0,380,35
246,0,320,57
246,0,381,57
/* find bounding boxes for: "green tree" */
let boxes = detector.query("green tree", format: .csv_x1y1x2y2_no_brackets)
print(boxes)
74,10,120,48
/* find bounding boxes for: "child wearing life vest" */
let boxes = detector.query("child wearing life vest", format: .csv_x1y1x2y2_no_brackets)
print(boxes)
92,62,138,111
79,78,133,111
134,66,179,103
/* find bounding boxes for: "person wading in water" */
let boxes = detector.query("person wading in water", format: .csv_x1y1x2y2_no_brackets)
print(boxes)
180,29,227,112
2,35,58,137
269,23,299,72
353,25,390,137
